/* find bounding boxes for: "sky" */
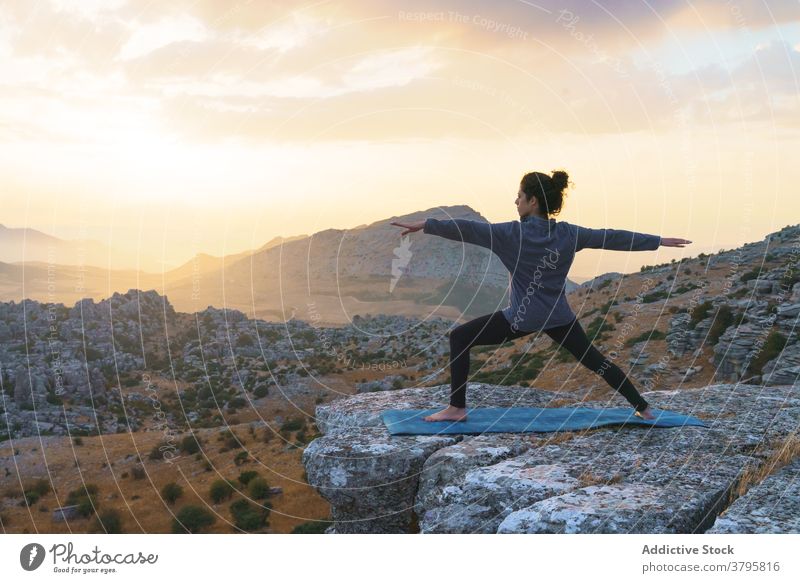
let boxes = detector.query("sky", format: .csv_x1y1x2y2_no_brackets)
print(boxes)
1,0,798,277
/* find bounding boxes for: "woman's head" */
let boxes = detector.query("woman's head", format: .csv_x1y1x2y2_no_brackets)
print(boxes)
516,169,571,219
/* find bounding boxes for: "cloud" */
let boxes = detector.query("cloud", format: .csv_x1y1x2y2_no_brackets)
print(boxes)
0,0,797,147
119,14,208,60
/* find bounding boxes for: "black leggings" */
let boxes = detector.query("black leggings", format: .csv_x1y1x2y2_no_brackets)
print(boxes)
447,311,649,412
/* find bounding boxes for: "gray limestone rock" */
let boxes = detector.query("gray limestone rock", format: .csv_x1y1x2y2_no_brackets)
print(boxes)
302,382,800,534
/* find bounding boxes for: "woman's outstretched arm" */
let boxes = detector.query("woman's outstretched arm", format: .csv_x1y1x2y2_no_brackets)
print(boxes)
391,218,504,250
569,223,689,252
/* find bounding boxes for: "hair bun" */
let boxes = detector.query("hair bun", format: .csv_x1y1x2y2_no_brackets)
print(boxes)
550,169,570,192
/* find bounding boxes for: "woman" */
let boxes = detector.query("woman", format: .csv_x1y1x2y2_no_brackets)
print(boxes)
391,169,691,422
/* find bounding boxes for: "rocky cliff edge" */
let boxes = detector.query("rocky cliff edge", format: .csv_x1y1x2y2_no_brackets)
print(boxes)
302,383,800,533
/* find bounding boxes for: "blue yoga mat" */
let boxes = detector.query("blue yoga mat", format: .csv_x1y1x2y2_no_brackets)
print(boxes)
381,407,708,435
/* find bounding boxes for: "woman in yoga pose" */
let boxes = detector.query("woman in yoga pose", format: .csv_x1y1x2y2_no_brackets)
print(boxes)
391,170,691,422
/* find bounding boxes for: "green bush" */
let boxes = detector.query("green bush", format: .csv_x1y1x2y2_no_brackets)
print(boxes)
21,491,40,507
45,392,62,405
746,330,787,377
230,499,269,532
247,477,271,500
689,300,713,329
66,484,99,517
149,441,173,461
782,267,800,288
469,352,544,386
623,329,667,348
253,384,269,398
161,482,183,506
291,520,330,534
739,268,761,283
172,505,216,533
237,471,259,486
83,346,104,361
708,305,734,344
90,509,123,533
585,316,614,341
180,435,201,455
209,479,234,503
27,478,51,497
219,430,243,450
641,290,669,304
280,418,305,432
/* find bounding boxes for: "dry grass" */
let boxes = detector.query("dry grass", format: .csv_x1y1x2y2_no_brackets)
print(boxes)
542,431,576,446
694,411,738,420
727,430,800,505
577,470,623,487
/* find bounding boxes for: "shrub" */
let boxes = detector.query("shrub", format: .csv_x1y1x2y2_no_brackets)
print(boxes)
782,268,800,288
641,290,669,304
66,484,99,517
83,346,103,361
161,482,183,505
739,268,761,283
237,471,259,486
73,437,83,446
27,478,51,497
90,509,123,533
247,477,271,500
746,330,787,377
623,330,667,348
180,435,201,455
689,300,713,329
234,451,249,466
149,441,174,461
230,499,269,532
280,418,305,432
172,505,216,533
292,520,330,534
21,478,51,506
585,316,614,341
708,305,734,344
21,491,40,507
219,429,243,449
131,465,146,480
253,384,269,398
209,479,234,503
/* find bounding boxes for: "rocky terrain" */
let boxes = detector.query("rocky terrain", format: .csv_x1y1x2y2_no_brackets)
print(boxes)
303,382,799,533
300,222,800,534
1,220,798,533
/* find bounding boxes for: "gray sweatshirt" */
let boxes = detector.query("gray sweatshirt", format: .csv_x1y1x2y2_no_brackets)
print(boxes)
423,214,661,332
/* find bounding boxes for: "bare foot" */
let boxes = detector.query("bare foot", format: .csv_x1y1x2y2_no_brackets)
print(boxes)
423,406,468,422
634,406,656,420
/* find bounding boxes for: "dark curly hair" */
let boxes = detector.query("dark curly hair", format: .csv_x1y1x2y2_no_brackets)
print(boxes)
520,169,571,217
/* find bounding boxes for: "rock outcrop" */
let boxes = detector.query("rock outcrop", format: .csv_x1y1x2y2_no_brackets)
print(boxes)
303,382,800,534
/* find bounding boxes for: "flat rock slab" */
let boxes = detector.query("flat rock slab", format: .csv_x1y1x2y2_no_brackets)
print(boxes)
495,477,735,534
303,383,800,533
707,456,800,533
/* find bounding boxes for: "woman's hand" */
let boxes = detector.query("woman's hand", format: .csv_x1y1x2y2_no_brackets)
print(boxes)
659,237,692,247
390,221,425,236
